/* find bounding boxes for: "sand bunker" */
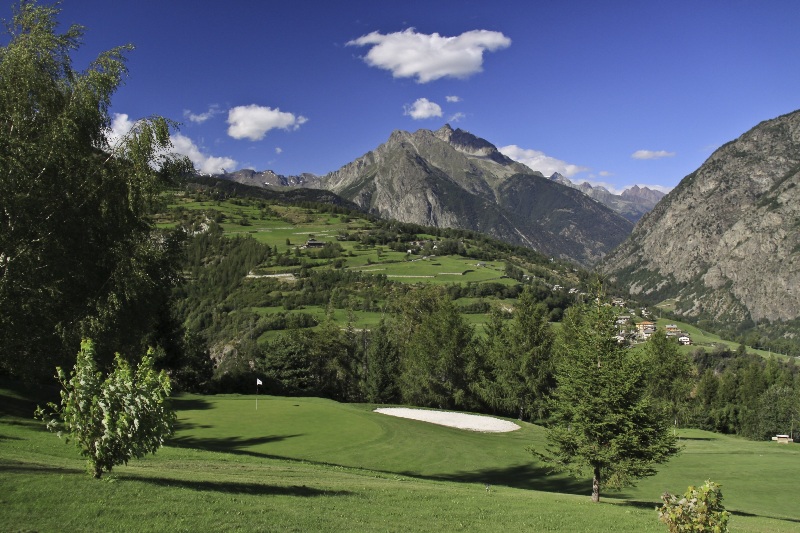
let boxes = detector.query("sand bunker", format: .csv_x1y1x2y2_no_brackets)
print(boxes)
374,407,520,433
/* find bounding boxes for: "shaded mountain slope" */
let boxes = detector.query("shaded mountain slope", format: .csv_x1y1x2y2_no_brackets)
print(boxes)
602,109,800,323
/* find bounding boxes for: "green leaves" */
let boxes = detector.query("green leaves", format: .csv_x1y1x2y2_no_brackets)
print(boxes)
35,339,176,478
0,1,191,378
658,480,730,532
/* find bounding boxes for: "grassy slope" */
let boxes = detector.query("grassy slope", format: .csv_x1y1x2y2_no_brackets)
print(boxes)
2,384,798,532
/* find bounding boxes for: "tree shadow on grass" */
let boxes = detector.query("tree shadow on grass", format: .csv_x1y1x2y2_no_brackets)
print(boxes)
129,475,352,497
1,462,85,475
169,434,303,460
169,397,214,411
408,463,590,495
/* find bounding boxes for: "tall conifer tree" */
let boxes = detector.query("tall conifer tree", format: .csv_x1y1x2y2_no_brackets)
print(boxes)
538,290,679,502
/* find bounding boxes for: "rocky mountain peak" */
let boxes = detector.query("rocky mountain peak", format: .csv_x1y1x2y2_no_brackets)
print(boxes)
433,123,512,164
315,125,632,266
546,174,663,222
620,185,665,204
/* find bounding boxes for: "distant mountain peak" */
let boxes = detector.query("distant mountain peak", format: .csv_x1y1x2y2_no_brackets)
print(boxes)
315,125,632,266
545,174,664,222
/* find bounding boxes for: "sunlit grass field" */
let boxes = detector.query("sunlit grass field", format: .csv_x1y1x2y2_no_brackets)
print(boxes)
2,382,799,532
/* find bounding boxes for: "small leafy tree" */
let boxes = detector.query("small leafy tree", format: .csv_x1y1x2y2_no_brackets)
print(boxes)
658,480,730,532
35,339,176,478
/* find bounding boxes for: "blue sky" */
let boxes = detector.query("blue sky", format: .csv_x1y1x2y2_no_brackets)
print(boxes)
12,0,800,193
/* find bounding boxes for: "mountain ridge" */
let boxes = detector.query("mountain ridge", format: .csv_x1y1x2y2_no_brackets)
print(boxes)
314,125,633,266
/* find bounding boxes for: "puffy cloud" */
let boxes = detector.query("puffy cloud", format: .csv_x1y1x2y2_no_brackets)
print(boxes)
275,147,283,154
107,113,136,148
404,97,443,120
171,134,237,175
106,113,235,174
631,149,676,160
499,145,589,178
446,95,461,103
347,28,511,83
183,105,222,124
227,104,308,141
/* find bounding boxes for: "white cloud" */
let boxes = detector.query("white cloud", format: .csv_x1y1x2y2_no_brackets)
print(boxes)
347,28,511,83
227,104,308,141
107,113,136,148
183,105,222,124
107,113,235,174
631,149,676,160
499,145,589,178
404,97,443,120
275,147,283,154
446,95,461,103
448,112,466,122
171,133,237,175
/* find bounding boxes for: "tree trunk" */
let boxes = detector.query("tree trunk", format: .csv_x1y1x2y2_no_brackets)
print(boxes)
592,466,601,503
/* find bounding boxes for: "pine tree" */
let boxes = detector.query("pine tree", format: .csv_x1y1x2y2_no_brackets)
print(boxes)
537,292,679,502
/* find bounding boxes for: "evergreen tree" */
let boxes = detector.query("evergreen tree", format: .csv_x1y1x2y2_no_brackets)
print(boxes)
396,287,477,409
642,329,695,428
538,293,679,502
476,287,555,421
363,319,400,403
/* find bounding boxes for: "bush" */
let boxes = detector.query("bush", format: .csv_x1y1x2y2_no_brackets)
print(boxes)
35,340,176,478
657,480,730,532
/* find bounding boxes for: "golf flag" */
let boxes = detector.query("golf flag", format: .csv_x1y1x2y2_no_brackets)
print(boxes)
257,378,263,386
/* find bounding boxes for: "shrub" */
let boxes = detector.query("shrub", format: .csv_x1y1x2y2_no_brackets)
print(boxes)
657,480,730,532
35,340,176,478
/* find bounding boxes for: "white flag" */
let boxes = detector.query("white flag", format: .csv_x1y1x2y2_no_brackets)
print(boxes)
256,378,263,386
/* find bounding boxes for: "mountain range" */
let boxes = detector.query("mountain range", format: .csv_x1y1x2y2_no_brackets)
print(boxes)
602,109,800,324
214,109,800,326
548,173,665,223
221,125,645,266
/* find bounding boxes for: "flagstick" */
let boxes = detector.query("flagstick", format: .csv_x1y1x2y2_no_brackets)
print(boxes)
256,382,259,410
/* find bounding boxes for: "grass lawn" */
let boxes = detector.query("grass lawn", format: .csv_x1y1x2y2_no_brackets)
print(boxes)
2,382,799,532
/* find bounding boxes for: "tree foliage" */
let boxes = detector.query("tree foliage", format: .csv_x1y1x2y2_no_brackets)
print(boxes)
475,286,555,421
643,329,695,428
538,293,679,502
395,287,478,410
0,1,191,378
35,339,176,478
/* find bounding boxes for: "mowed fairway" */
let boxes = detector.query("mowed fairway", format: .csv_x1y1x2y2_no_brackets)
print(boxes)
2,385,799,532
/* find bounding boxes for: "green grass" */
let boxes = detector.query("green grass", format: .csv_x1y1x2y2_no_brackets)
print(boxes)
159,195,530,289
2,383,799,532
648,317,791,360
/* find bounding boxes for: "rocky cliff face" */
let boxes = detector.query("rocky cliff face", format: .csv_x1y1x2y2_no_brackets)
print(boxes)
318,125,633,266
602,109,800,323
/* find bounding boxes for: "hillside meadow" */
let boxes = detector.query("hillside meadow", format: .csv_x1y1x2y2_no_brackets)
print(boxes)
2,382,799,532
